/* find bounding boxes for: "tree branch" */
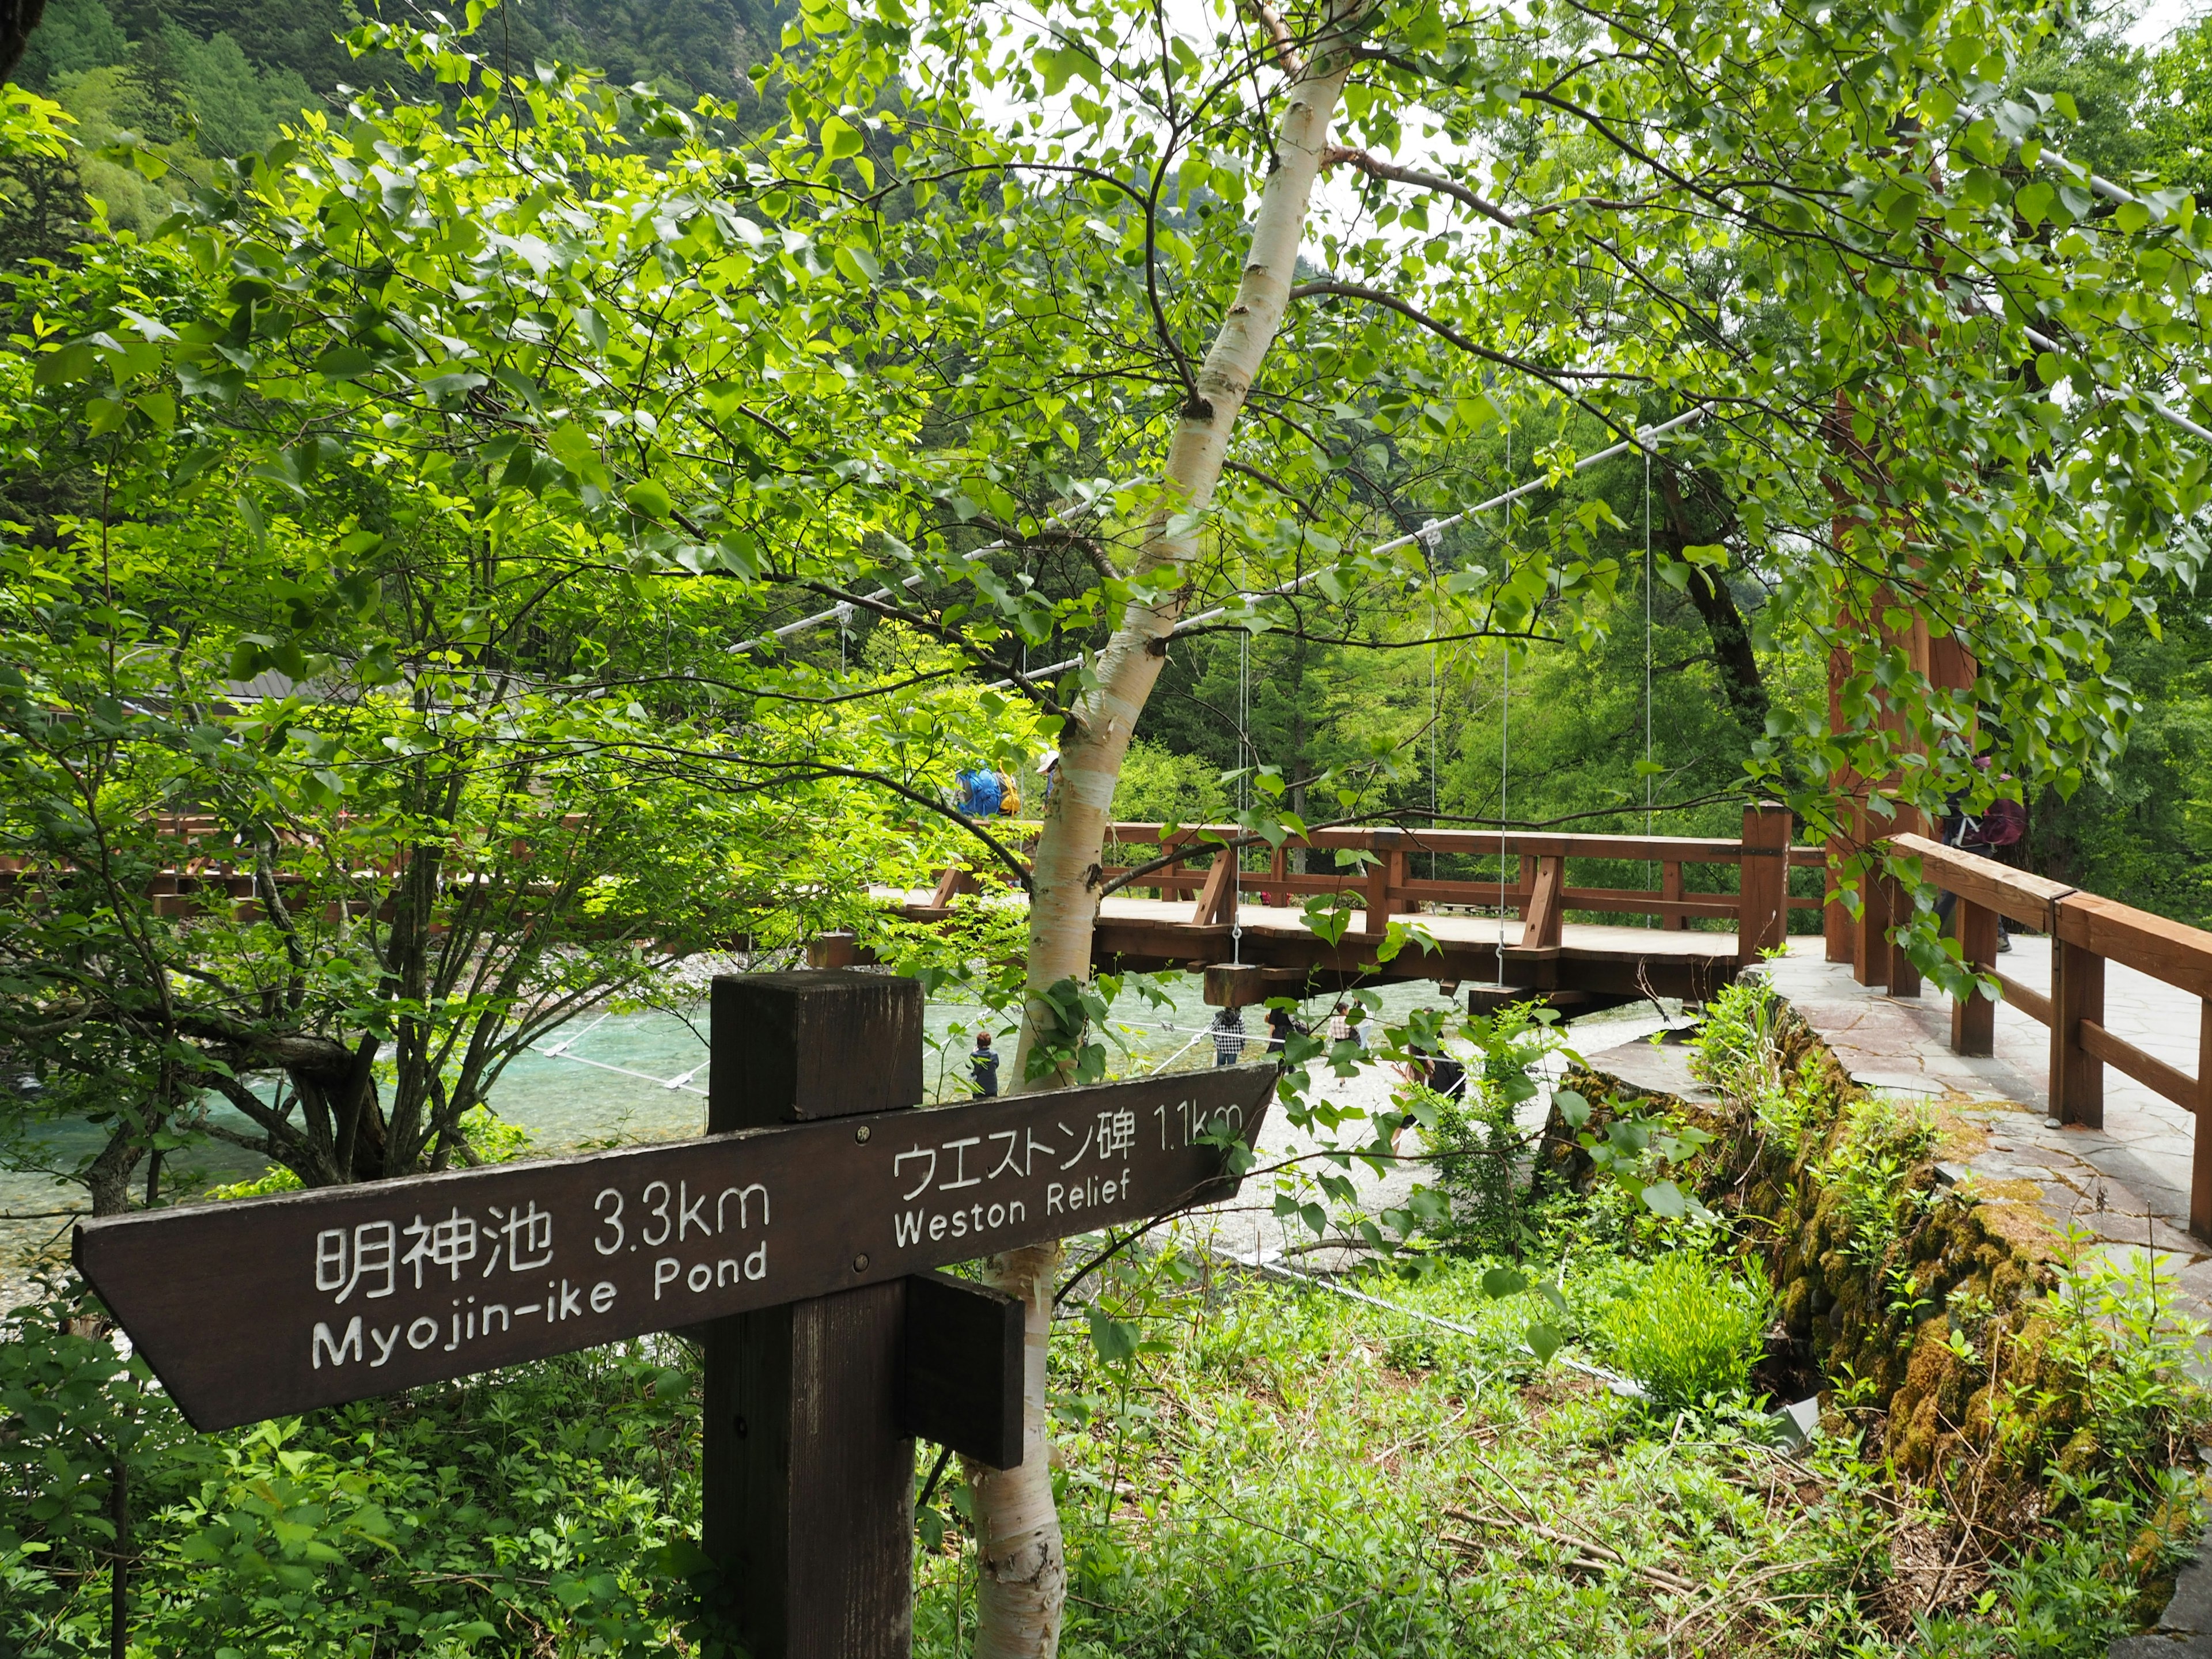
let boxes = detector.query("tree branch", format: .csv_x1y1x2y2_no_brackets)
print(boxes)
1322,147,1518,229
1240,0,1302,75
1286,280,1643,388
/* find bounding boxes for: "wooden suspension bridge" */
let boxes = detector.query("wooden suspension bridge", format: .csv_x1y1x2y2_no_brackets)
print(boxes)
835,806,1821,1013
869,811,2212,1257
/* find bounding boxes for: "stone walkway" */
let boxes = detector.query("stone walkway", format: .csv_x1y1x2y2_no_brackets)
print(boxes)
1593,935,2212,1330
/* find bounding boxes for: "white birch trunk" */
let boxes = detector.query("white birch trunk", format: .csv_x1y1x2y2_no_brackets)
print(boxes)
970,17,1361,1658
958,1240,1065,1658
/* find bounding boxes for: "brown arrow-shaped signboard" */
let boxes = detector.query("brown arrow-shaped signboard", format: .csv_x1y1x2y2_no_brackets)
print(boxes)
76,1064,1274,1431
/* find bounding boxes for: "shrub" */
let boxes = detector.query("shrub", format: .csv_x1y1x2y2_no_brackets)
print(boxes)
1415,1001,1562,1256
1421,1081,1533,1255
1598,1251,1771,1408
1813,1093,1938,1268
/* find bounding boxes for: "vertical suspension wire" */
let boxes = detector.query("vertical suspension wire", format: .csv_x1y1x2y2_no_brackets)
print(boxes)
1429,581,1439,881
1422,521,1442,884
1233,622,1248,966
1497,421,1510,987
1644,444,1654,925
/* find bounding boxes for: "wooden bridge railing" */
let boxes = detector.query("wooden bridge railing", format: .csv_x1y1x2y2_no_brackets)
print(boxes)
934,808,1828,964
1886,831,2212,1235
0,813,603,921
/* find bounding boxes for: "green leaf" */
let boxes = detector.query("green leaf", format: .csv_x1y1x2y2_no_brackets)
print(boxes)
1035,46,1100,94
834,244,883,285
1526,1321,1563,1362
1086,1308,1138,1365
33,342,96,387
1553,1088,1589,1128
1641,1180,1688,1219
820,115,864,160
548,419,596,471
714,531,761,579
624,479,673,520
1480,1266,1529,1299
312,344,377,381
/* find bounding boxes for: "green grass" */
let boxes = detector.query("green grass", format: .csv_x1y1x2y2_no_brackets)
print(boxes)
1593,1251,1771,1408
908,1252,2179,1658
6,1245,2186,1657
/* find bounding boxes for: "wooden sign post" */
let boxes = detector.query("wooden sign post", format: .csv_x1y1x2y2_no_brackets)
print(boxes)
74,970,1274,1658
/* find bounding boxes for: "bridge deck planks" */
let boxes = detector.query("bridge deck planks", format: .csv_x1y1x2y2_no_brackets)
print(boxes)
874,888,1743,1003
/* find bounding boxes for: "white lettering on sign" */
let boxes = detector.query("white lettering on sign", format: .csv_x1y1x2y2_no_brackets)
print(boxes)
1153,1099,1244,1150
892,1124,1080,1203
891,1198,1028,1248
401,1208,478,1286
716,1183,768,1230
312,1317,363,1369
652,1240,768,1299
316,1220,397,1303
1045,1170,1133,1215
318,1199,563,1306
485,1201,554,1274
878,1088,1244,1256
1096,1108,1136,1159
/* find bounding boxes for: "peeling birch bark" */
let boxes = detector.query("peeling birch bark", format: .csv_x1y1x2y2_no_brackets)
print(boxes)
1011,24,1358,1088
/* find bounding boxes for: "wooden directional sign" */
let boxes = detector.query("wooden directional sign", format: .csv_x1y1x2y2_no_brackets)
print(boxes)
75,1056,1273,1432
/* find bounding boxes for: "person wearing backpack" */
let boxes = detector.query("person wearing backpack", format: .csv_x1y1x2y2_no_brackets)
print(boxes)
954,766,1003,819
1938,764,2025,952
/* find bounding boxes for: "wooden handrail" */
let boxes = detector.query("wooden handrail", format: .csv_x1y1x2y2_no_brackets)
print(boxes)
1884,829,2212,1240
1888,832,2212,1000
1100,821,1824,866
1089,808,1806,969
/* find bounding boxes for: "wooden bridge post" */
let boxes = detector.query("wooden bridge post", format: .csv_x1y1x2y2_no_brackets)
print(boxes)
1521,856,1566,950
2048,913,2105,1128
1364,843,1410,934
928,865,980,909
1736,804,1791,967
1661,861,1687,931
1950,900,1998,1058
1191,847,1238,927
2194,1000,2212,1240
1823,854,1854,965
1850,800,1888,990
1885,865,1922,998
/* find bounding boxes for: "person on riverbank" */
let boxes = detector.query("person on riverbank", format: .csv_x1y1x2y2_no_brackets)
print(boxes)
1324,1003,1364,1051
1211,1007,1247,1067
1938,762,2025,953
970,1029,1000,1097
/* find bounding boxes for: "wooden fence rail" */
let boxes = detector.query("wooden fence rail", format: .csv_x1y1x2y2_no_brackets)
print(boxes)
1089,812,1825,957
897,809,1825,1004
1884,831,2212,1236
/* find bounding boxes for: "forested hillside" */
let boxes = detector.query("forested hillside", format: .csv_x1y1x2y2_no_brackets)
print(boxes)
2,0,781,257
15,0,777,109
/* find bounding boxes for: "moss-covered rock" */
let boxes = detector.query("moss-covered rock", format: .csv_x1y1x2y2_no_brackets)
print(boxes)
1547,983,2171,1503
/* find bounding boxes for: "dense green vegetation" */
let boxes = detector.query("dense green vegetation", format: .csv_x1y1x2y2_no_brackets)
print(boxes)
7,0,2212,1650
11,995,2207,1655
